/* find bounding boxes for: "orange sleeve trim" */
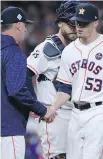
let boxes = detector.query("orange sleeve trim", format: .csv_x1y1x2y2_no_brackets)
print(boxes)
57,77,71,85
12,136,16,159
27,64,39,75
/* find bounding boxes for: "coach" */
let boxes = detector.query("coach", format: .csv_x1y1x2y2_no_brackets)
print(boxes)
1,6,54,159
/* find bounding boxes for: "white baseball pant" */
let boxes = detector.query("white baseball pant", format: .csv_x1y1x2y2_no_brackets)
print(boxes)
1,136,25,159
67,105,103,159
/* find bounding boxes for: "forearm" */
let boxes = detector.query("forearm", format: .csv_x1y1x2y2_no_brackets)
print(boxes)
8,70,47,117
53,92,70,110
6,53,47,117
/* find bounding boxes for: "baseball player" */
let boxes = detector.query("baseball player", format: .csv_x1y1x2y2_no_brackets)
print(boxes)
27,1,79,159
51,3,103,159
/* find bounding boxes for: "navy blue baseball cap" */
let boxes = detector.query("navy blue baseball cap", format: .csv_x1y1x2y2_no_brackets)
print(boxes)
70,3,99,22
1,6,34,24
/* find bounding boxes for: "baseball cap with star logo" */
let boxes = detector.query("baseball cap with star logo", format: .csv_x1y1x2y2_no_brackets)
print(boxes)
70,3,99,22
0,6,34,24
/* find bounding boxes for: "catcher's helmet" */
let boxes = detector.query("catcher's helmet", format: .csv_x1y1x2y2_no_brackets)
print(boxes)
56,1,80,26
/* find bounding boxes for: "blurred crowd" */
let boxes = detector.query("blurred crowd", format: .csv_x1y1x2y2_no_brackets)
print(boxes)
1,1,103,57
1,1,103,159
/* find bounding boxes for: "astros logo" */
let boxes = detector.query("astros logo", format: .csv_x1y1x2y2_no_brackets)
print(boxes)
95,53,103,60
79,8,85,15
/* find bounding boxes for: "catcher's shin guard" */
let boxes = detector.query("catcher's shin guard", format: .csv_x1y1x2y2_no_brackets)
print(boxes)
50,153,66,159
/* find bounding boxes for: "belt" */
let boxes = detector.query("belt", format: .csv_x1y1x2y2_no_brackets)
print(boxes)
74,102,102,111
37,74,51,82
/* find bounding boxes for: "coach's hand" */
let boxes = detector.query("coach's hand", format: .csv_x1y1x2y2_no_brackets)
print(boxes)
43,106,56,123
46,114,56,123
30,112,39,118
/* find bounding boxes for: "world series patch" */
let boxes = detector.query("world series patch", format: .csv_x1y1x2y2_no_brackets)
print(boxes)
95,53,103,60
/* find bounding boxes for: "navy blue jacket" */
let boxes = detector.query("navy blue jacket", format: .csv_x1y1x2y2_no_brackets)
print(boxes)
1,34,47,136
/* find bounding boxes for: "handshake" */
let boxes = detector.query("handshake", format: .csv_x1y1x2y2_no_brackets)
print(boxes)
43,106,57,123
30,105,57,123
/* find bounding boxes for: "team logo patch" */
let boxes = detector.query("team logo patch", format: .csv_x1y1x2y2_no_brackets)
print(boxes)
17,14,22,20
79,8,85,15
95,53,103,60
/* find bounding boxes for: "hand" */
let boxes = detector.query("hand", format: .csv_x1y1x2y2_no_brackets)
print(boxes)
29,112,39,118
44,106,56,119
45,114,56,123
43,106,57,123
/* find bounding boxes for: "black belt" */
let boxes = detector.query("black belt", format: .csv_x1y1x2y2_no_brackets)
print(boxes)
37,74,50,82
37,74,59,91
74,102,102,111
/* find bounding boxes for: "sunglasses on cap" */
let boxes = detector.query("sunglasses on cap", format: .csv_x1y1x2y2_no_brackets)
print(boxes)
75,21,91,27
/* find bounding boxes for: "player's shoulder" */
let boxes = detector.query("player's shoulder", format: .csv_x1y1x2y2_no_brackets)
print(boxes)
100,34,103,37
99,34,103,40
95,34,103,43
31,37,53,54
62,39,78,57
29,37,53,58
28,41,45,60
43,35,64,59
28,34,64,60
32,41,45,54
64,39,78,51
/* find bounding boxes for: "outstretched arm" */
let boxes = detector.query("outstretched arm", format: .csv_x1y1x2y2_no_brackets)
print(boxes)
6,50,47,118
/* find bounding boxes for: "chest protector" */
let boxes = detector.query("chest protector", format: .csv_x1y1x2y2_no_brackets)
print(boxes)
43,35,65,59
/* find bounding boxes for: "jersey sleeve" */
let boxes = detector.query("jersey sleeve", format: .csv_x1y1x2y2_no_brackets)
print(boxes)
5,48,47,117
57,49,71,85
27,45,48,75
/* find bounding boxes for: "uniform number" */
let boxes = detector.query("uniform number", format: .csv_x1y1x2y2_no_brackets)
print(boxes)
85,77,102,92
33,53,39,58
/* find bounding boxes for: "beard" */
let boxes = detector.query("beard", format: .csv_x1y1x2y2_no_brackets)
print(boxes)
62,31,77,44
67,33,77,41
